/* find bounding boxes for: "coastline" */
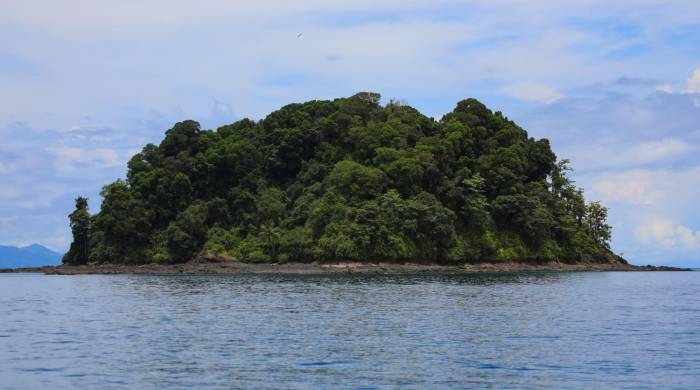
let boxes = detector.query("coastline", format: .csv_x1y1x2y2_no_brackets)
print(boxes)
1,260,691,275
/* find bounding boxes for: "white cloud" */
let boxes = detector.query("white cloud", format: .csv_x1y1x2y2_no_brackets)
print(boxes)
3,0,698,39
0,1,473,36
635,219,676,248
676,225,700,249
631,138,692,164
48,147,121,172
591,170,656,205
636,219,700,250
500,82,562,104
686,69,700,93
588,166,700,208
564,138,693,172
655,83,674,93
5,0,694,128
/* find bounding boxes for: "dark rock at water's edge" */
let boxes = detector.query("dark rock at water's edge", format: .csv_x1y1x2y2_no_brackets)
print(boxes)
0,244,62,269
1,258,691,275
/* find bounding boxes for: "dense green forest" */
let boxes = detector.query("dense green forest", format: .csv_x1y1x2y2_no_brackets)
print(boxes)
63,93,614,265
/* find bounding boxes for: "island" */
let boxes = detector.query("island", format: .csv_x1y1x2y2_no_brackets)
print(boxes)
49,93,686,274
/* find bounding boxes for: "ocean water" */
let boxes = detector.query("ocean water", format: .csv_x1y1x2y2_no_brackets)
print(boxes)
0,272,698,389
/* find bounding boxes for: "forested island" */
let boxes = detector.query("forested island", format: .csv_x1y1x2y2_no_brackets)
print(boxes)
63,93,623,268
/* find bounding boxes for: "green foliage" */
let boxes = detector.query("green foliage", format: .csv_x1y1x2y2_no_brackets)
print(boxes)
67,93,615,264
166,202,209,262
89,180,153,263
325,160,387,199
204,227,241,256
585,201,612,248
63,197,91,265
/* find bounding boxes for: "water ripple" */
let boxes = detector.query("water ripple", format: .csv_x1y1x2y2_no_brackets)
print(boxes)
0,272,698,389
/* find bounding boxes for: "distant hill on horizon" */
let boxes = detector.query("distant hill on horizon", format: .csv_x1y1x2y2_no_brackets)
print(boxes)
0,244,63,269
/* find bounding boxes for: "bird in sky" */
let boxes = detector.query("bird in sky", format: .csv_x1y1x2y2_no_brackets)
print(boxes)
297,33,303,38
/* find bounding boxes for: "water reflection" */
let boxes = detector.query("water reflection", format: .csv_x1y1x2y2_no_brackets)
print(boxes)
106,270,573,289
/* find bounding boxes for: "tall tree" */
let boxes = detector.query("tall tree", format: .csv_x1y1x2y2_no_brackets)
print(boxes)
63,197,91,265
586,202,612,248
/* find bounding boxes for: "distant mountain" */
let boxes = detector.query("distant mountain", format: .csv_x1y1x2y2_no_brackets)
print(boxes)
0,244,63,269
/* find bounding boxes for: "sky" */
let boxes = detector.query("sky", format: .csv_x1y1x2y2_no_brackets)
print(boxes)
1,0,699,267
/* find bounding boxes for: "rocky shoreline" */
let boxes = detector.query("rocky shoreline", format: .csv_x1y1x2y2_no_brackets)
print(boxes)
1,259,691,275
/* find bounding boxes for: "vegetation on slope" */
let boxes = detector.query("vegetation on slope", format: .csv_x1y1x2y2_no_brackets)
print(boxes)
64,93,612,265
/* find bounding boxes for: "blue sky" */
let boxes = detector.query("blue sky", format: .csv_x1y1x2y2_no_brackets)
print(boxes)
1,0,699,266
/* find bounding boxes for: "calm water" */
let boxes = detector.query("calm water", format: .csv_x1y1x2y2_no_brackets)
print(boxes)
1,272,699,389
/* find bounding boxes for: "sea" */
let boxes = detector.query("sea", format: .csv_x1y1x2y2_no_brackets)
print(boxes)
1,271,698,389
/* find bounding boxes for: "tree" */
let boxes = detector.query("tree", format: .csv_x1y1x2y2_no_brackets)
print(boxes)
459,174,490,231
89,180,153,263
159,120,202,157
585,201,612,248
166,202,209,262
325,160,387,199
407,192,455,260
63,197,91,265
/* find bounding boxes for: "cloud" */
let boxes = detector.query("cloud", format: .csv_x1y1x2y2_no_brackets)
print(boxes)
591,170,656,205
521,77,700,175
630,138,692,164
635,219,700,250
635,219,677,248
0,1,471,36
676,225,700,249
0,177,72,211
500,82,562,104
655,83,674,93
686,69,700,93
48,147,121,172
586,166,700,217
2,0,698,129
572,138,693,172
